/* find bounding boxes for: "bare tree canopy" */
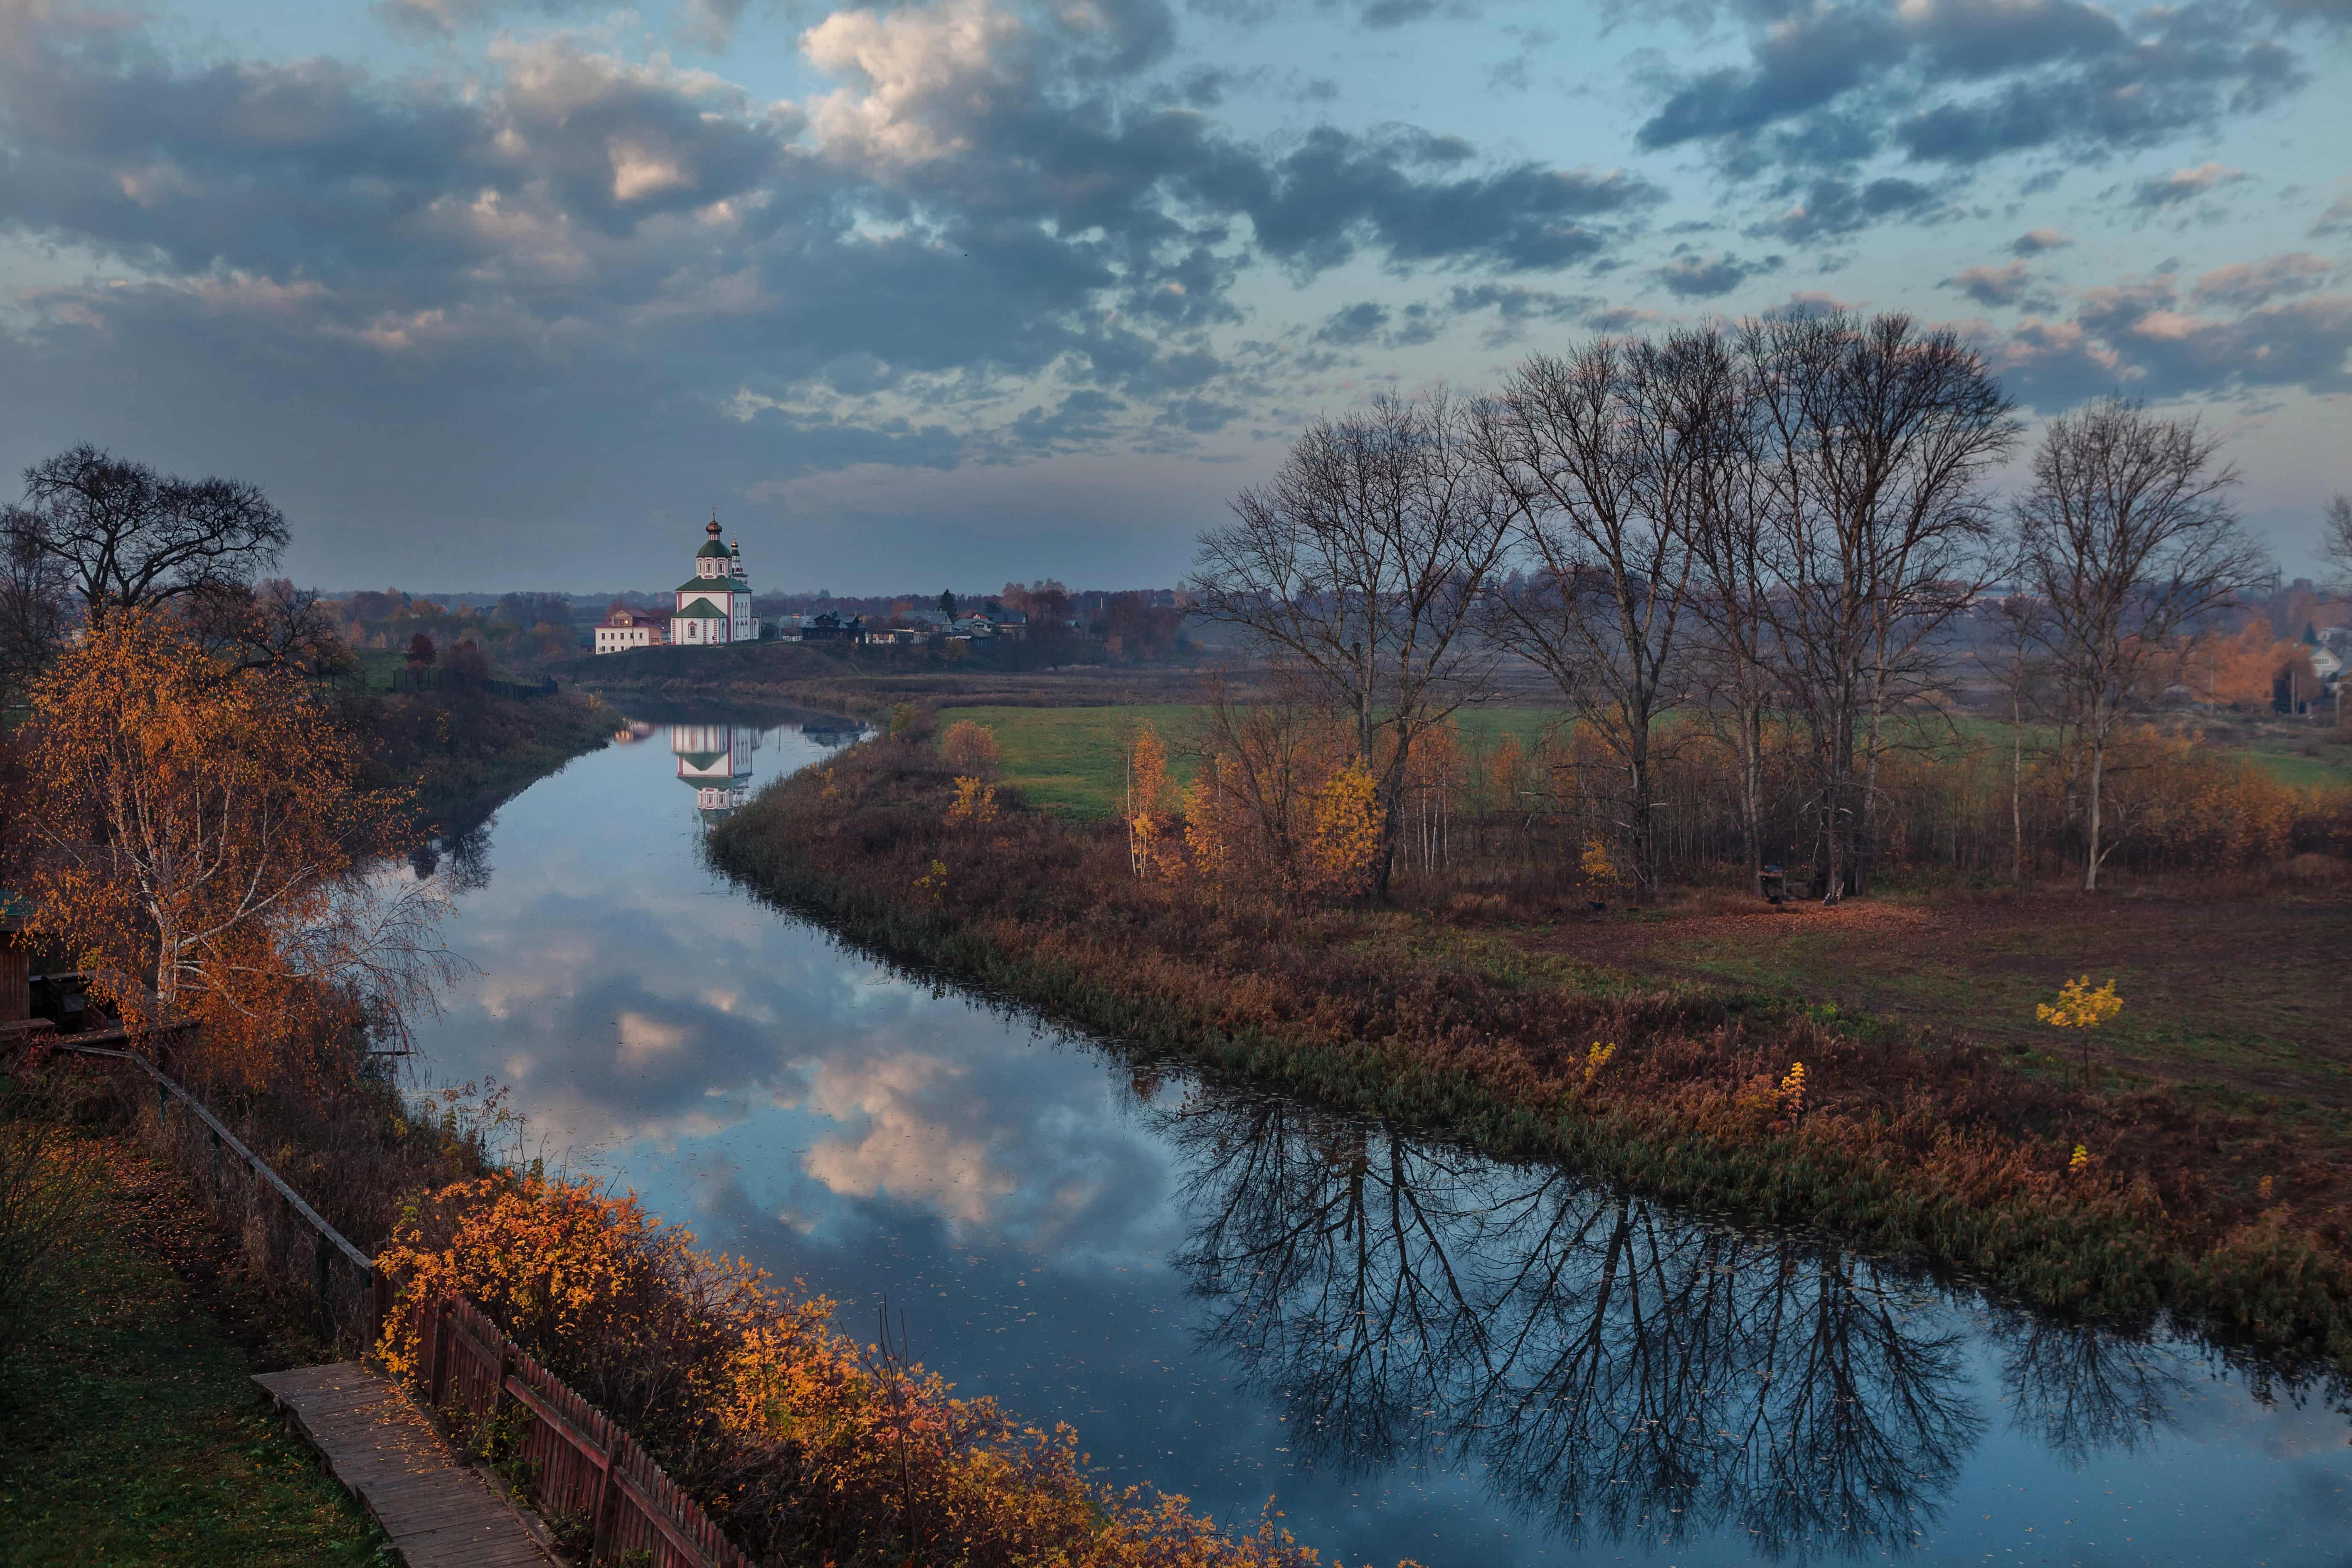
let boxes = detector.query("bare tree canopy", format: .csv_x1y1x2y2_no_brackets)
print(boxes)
1192,388,1513,891
1740,310,2018,902
2015,395,2267,890
1476,326,1741,898
3,443,289,618
2323,494,2352,591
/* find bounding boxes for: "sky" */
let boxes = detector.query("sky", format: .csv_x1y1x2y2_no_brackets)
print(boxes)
0,0,2345,593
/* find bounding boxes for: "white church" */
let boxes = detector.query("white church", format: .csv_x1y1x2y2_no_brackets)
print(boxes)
594,515,758,653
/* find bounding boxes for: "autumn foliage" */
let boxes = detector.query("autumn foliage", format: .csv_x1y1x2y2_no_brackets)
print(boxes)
13,607,446,1087
377,1171,1328,1568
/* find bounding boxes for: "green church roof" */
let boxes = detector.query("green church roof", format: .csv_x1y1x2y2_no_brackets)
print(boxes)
697,539,731,558
676,598,727,620
677,575,740,592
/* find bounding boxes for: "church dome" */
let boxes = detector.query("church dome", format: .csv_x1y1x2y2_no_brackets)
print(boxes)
696,513,730,558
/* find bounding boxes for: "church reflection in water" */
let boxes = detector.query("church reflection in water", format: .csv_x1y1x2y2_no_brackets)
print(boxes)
1149,1083,2201,1559
669,724,759,824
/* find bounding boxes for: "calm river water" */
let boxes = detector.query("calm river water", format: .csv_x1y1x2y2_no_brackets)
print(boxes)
409,707,2352,1566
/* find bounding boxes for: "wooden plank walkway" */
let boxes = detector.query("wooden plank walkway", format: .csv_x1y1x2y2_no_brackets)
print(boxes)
254,1362,551,1568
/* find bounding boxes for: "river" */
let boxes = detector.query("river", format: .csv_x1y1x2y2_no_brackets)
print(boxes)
408,707,2352,1566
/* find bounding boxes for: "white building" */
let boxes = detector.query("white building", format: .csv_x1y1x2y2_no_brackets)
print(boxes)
593,604,669,654
669,515,757,647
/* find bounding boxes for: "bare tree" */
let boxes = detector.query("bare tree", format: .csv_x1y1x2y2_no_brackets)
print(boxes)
1193,389,1513,893
1476,327,1740,899
3,444,289,620
2323,494,2352,591
2015,396,2265,891
0,523,72,706
1741,311,2016,903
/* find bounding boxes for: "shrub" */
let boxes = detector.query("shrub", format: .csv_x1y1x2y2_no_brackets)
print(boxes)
939,721,1003,775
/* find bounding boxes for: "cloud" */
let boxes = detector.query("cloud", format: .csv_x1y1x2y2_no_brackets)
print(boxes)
1638,0,2311,183
1941,259,2049,308
1751,175,1937,242
1985,272,2352,409
2131,161,2248,208
2010,226,2071,255
2191,252,2336,308
1656,249,1781,297
0,0,1664,497
2310,192,2352,237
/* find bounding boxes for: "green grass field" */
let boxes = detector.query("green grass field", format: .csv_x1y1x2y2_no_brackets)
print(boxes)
944,700,2351,817
940,703,1574,817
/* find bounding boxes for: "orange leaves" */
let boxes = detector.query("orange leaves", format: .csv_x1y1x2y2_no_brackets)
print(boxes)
14,605,433,1088
1127,725,1172,879
1305,759,1382,899
379,1169,1327,1568
2038,976,2123,1032
939,720,1002,775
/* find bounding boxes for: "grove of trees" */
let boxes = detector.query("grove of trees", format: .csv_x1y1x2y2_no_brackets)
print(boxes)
1189,310,2327,905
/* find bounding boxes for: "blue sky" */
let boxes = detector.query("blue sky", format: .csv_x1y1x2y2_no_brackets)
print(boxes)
0,0,2345,592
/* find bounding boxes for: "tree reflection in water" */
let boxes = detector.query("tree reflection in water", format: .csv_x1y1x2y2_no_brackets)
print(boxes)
1158,1089,2197,1560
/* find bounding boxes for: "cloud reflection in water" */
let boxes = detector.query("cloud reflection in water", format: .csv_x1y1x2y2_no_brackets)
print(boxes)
408,717,2352,1566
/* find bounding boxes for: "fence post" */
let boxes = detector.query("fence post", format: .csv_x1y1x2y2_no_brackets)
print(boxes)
427,1297,450,1409
314,1234,334,1342
589,1431,626,1559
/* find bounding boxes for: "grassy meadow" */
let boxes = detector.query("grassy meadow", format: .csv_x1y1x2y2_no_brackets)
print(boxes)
940,703,1572,817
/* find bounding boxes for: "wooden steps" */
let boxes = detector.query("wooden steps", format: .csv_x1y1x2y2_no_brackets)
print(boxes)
254,1361,551,1568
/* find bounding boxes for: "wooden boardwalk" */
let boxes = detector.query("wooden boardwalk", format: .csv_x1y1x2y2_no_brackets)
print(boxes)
254,1362,551,1568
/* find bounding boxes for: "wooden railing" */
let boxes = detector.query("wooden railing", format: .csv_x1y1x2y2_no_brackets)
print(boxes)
385,1286,751,1568
23,1035,751,1568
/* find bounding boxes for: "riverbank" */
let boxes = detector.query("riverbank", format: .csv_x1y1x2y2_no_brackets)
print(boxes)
706,730,2352,1371
357,680,616,838
558,640,1199,720
0,1130,384,1566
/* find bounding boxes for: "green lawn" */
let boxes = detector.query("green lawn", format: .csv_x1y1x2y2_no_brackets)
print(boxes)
942,700,2352,818
0,1140,385,1567
940,703,1575,817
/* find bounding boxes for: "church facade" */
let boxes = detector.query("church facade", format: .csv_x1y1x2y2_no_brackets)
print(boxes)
673,515,756,645
594,515,758,653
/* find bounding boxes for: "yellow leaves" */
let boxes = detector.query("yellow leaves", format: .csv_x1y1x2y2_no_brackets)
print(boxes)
1581,1041,1616,1087
1578,836,1619,891
2069,1144,2091,1175
1778,1062,1808,1119
817,766,841,806
1127,726,1171,879
1306,758,1382,900
940,720,1002,775
946,776,998,828
913,857,949,902
2037,976,2123,1031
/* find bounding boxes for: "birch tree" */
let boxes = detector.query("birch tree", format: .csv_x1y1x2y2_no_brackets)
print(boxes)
2015,397,2264,890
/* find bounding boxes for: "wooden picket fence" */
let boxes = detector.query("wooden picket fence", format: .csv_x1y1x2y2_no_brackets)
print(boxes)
383,1281,752,1568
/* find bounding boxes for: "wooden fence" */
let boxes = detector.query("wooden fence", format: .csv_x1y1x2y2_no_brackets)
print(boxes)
29,1036,752,1568
387,1286,751,1568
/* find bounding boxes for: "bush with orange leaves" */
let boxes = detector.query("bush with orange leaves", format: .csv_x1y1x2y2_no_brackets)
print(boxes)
939,719,1003,776
377,1172,1331,1568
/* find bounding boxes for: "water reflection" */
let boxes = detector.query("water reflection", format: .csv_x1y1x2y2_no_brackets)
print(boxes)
407,712,2352,1566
